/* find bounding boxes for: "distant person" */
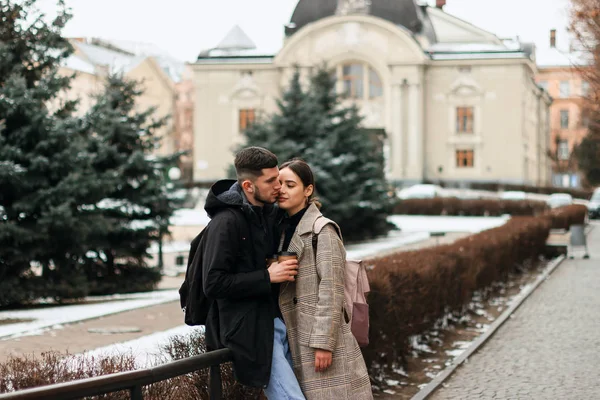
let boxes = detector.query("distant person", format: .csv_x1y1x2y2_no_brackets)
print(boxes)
195,147,304,397
275,158,373,399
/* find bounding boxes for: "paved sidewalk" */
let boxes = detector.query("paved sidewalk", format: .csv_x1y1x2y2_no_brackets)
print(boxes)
431,221,600,400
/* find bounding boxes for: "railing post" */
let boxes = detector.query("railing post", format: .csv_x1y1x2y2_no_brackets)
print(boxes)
209,365,223,400
131,385,143,400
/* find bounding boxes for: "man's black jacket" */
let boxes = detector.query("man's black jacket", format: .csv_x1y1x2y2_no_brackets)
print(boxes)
191,180,277,388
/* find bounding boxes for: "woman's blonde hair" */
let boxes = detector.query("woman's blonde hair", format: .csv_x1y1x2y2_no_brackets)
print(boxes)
279,158,322,209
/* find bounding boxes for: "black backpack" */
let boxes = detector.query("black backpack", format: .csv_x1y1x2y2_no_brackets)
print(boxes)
178,208,248,326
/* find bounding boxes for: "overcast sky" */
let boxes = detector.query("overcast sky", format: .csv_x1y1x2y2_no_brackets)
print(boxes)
35,0,572,62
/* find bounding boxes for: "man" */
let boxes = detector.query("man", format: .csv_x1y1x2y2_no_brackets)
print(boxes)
200,147,303,398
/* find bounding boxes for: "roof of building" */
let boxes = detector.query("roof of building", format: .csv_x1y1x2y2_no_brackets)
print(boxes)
285,0,425,37
216,25,257,51
198,25,276,59
61,54,96,75
196,1,532,63
68,39,185,82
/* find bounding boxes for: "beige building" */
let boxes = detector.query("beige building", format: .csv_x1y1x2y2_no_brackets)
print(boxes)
58,38,192,163
535,30,589,188
190,0,552,186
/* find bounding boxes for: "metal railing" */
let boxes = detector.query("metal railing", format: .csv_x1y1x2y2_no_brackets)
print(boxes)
0,348,233,400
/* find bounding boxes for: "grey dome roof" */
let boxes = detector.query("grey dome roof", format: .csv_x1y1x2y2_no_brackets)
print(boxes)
285,0,426,37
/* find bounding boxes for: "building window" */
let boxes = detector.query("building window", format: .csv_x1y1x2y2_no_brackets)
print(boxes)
239,109,255,132
559,81,570,98
456,150,474,168
581,80,590,97
560,109,569,129
342,64,364,99
557,140,570,160
456,107,474,133
369,67,383,98
538,80,548,91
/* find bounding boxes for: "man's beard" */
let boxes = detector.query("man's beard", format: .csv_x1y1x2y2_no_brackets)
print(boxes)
254,184,276,205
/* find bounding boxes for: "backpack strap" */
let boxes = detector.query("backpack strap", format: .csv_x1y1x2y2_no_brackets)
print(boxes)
312,216,343,250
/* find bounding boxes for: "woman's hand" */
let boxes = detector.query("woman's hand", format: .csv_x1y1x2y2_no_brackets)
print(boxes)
314,349,332,372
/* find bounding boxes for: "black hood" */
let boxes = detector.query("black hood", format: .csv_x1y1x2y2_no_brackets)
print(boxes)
205,179,246,217
204,179,275,220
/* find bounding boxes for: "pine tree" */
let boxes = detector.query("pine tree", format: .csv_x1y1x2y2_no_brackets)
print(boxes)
0,0,105,305
306,68,394,240
240,68,318,161
81,74,181,294
238,66,394,241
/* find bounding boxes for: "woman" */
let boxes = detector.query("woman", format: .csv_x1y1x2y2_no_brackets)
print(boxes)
276,158,373,399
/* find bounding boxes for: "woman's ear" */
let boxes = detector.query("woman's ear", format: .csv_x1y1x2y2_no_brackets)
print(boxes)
305,184,314,197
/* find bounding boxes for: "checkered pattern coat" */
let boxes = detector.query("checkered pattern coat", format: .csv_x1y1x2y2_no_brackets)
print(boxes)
279,204,373,399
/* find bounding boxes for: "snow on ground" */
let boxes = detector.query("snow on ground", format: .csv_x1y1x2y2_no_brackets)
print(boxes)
84,325,204,368
0,290,179,340
170,208,210,227
388,215,509,233
345,231,430,260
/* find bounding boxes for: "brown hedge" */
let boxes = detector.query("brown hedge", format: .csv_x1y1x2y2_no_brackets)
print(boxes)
363,205,588,373
363,215,552,371
393,198,548,216
546,204,588,230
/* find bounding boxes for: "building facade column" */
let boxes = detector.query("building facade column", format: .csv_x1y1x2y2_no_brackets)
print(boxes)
390,83,405,180
407,81,424,181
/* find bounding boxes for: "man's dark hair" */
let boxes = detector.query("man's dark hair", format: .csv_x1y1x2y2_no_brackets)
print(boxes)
234,147,278,184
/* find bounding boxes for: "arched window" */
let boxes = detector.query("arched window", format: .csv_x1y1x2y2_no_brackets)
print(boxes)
369,67,383,98
342,63,364,99
332,62,383,100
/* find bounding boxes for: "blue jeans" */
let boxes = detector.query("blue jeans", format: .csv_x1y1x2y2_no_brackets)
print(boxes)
264,318,305,400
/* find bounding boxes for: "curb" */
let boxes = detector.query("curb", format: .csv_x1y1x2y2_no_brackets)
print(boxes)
411,254,566,400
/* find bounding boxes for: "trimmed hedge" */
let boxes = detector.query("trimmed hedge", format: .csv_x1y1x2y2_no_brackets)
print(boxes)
547,204,588,230
363,216,551,371
363,205,588,373
393,198,548,216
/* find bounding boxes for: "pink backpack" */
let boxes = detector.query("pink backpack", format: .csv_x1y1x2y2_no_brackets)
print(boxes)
313,217,370,347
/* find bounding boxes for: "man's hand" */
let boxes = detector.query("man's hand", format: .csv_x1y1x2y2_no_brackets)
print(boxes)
268,260,298,283
314,349,332,372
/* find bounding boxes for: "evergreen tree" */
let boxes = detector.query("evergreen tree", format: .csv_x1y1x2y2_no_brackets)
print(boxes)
0,0,105,305
238,66,394,241
81,74,181,294
240,68,318,161
306,68,394,240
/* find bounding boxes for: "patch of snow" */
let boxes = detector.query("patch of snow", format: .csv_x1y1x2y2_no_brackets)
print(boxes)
147,241,190,255
410,335,435,354
385,379,400,386
83,325,204,367
61,54,96,74
345,231,429,260
445,348,465,357
96,198,150,215
388,215,508,233
0,290,179,340
170,208,210,227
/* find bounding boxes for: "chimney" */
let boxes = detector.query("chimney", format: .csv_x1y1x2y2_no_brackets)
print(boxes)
436,0,446,9
550,29,556,48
